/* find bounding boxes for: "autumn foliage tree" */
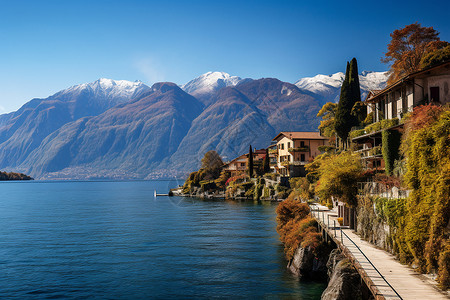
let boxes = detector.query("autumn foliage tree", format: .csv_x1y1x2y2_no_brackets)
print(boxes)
383,23,449,84
314,151,362,207
201,150,224,180
276,199,323,260
317,102,337,137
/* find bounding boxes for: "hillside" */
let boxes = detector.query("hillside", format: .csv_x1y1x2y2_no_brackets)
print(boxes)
0,71,387,179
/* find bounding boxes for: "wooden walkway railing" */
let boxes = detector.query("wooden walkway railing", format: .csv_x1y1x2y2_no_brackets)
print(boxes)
310,205,403,300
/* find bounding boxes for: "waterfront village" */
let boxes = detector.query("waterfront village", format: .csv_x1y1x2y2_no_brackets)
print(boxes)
178,52,450,297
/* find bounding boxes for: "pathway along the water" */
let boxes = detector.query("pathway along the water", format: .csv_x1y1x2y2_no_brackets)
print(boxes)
310,204,449,300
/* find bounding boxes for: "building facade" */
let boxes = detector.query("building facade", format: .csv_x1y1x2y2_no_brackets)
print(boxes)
272,132,329,177
353,61,450,171
222,149,267,177
367,61,450,122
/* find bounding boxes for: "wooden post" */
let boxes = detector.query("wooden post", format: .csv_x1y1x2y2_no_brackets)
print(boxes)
334,220,336,237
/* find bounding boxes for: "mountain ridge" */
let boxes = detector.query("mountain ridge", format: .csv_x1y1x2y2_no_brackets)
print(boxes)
0,71,387,179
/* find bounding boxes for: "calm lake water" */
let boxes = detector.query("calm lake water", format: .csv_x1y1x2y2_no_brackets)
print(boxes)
0,180,325,299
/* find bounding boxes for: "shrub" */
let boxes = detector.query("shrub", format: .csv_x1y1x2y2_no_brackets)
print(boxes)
318,145,335,153
364,117,399,134
364,121,382,134
438,245,450,290
349,129,365,139
276,199,324,260
276,199,310,230
254,184,263,201
380,117,399,129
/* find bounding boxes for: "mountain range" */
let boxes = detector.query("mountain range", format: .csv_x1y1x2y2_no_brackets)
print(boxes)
0,71,387,179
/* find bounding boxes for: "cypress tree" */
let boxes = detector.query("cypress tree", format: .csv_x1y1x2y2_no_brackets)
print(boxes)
349,58,361,105
263,148,270,174
248,145,254,177
334,58,361,148
335,62,351,146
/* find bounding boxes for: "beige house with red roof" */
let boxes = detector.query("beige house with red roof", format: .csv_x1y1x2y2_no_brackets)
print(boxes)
272,132,329,177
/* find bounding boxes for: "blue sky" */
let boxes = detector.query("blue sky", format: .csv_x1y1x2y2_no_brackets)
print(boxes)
0,0,449,113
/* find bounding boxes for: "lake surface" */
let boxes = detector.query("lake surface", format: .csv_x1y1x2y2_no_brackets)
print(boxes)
0,180,325,299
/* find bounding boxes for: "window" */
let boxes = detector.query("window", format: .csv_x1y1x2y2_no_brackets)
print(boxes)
240,163,245,167
287,142,290,148
281,144,284,150
301,154,305,161
300,141,305,147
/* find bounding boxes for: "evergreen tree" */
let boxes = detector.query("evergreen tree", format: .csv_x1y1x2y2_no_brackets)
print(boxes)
334,58,361,148
348,58,361,107
263,148,270,174
248,145,254,177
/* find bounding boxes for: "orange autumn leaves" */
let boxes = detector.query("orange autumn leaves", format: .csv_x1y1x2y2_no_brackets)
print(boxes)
276,199,322,260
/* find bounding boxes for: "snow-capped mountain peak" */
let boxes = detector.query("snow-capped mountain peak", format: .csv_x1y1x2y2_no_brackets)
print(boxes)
52,78,151,104
181,71,242,97
295,71,388,103
295,72,345,93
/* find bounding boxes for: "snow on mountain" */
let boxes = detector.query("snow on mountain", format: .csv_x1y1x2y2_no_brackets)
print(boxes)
359,71,389,92
181,71,242,98
295,72,345,93
295,71,388,103
55,78,151,104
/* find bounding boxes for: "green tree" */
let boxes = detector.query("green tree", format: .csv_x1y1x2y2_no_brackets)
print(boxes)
262,148,270,174
248,145,254,177
349,58,361,106
351,101,367,126
335,58,361,148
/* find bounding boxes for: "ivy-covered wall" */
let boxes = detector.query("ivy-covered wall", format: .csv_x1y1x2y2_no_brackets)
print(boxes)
381,129,401,175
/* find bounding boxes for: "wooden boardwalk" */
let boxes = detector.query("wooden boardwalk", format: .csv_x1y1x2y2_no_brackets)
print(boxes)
310,204,449,300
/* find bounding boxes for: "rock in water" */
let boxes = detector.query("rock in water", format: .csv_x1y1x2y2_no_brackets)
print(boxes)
321,249,364,300
288,246,328,280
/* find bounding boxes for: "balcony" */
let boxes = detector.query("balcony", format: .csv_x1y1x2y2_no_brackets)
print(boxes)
350,118,401,140
288,146,309,153
269,149,278,155
280,160,307,167
357,145,382,159
280,161,290,167
292,161,307,165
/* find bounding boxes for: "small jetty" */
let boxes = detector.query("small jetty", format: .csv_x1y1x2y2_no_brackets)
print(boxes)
154,190,174,197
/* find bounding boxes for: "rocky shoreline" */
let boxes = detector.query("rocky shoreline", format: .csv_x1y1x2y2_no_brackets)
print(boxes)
289,246,372,300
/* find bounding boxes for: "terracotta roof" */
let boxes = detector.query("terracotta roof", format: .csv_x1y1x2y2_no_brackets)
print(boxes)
272,131,327,141
223,149,267,166
253,149,267,154
366,60,450,103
